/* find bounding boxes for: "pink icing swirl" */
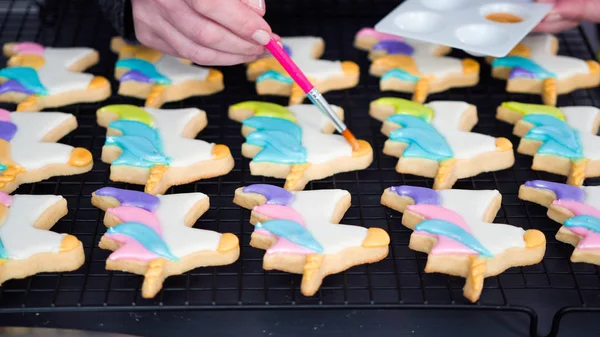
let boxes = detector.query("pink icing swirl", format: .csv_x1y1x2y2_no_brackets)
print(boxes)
554,200,600,250
356,28,403,42
0,109,11,122
14,42,45,55
253,204,314,255
0,192,12,207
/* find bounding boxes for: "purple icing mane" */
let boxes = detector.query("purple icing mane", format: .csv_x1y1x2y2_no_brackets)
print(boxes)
282,44,292,57
390,186,440,205
0,80,35,95
524,180,585,202
95,187,160,212
509,67,536,79
120,70,154,84
243,184,294,206
372,40,414,56
0,121,17,141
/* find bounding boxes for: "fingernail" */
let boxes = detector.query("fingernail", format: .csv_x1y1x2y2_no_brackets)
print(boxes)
545,11,563,22
252,29,271,45
244,0,265,11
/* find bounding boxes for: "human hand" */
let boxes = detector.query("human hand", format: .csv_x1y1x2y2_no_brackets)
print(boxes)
534,0,600,33
130,0,275,66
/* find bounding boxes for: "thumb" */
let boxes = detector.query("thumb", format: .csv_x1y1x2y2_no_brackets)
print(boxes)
554,0,600,23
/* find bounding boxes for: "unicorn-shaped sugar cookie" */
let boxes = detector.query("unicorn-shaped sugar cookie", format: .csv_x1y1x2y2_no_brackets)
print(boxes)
381,185,545,302
0,108,93,193
234,184,389,296
111,37,224,108
92,187,239,298
229,101,373,191
491,33,600,106
370,98,514,189
520,180,600,265
97,104,234,195
497,102,600,186
247,37,360,105
0,42,110,111
354,27,451,60
0,192,84,285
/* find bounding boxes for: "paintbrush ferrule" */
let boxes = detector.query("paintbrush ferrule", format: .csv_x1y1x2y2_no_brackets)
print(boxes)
306,88,346,133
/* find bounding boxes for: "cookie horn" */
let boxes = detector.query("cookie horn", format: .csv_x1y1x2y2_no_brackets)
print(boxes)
433,158,457,190
567,159,587,186
284,163,311,191
463,256,486,303
412,77,429,104
142,258,168,298
301,253,325,296
542,78,557,106
145,85,167,108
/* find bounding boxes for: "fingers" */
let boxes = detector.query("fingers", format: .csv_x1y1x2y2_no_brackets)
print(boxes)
241,0,266,16
159,17,258,66
166,1,265,56
533,18,580,33
554,0,600,22
187,0,273,43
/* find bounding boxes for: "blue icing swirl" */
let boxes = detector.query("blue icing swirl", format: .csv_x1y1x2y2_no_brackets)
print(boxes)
0,67,48,95
106,135,170,168
256,220,324,253
257,70,294,84
415,219,493,258
0,237,7,259
244,116,307,164
388,115,453,161
564,215,600,233
108,222,178,260
116,58,171,85
109,120,163,152
523,114,583,160
492,56,556,79
382,68,419,82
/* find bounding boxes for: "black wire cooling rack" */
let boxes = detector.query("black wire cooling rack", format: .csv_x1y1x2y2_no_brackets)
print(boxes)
0,1,599,336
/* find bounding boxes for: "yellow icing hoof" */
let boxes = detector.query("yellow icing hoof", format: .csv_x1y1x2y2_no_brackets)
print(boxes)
69,148,93,167
524,229,545,248
508,43,531,58
8,54,45,69
352,140,372,157
60,234,80,252
211,144,231,160
362,227,390,248
87,76,110,90
495,137,513,151
217,233,239,253
587,60,600,74
342,61,360,75
207,69,224,82
461,58,479,75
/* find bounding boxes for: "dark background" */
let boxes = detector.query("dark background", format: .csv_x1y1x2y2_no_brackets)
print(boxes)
0,0,599,336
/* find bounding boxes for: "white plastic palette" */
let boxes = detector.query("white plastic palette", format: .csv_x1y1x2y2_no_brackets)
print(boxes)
374,0,553,57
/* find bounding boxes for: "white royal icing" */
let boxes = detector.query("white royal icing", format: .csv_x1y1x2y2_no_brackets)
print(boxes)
281,37,344,81
404,38,444,56
583,186,600,207
414,56,463,79
37,47,95,95
155,193,221,258
561,106,600,160
0,195,65,259
287,189,367,254
520,34,590,80
289,105,352,164
10,112,75,170
155,55,209,84
438,189,526,255
142,107,214,166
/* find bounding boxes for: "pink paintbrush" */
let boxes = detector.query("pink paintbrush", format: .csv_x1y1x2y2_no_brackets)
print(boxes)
262,37,360,150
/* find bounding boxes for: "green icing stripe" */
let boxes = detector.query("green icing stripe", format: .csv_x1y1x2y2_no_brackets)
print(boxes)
99,105,154,126
501,102,565,121
373,97,434,122
231,101,297,122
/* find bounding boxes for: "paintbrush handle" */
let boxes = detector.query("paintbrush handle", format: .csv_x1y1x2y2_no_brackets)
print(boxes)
265,38,313,93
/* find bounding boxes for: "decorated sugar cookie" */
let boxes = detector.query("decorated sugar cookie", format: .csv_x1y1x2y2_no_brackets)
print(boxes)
97,104,234,195
0,42,110,111
491,34,600,106
92,187,239,298
354,27,451,60
0,192,84,285
381,185,545,302
111,37,224,108
497,102,600,186
229,101,373,191
370,98,514,189
368,47,479,103
247,37,359,104
0,109,93,193
234,184,389,296
520,180,600,265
